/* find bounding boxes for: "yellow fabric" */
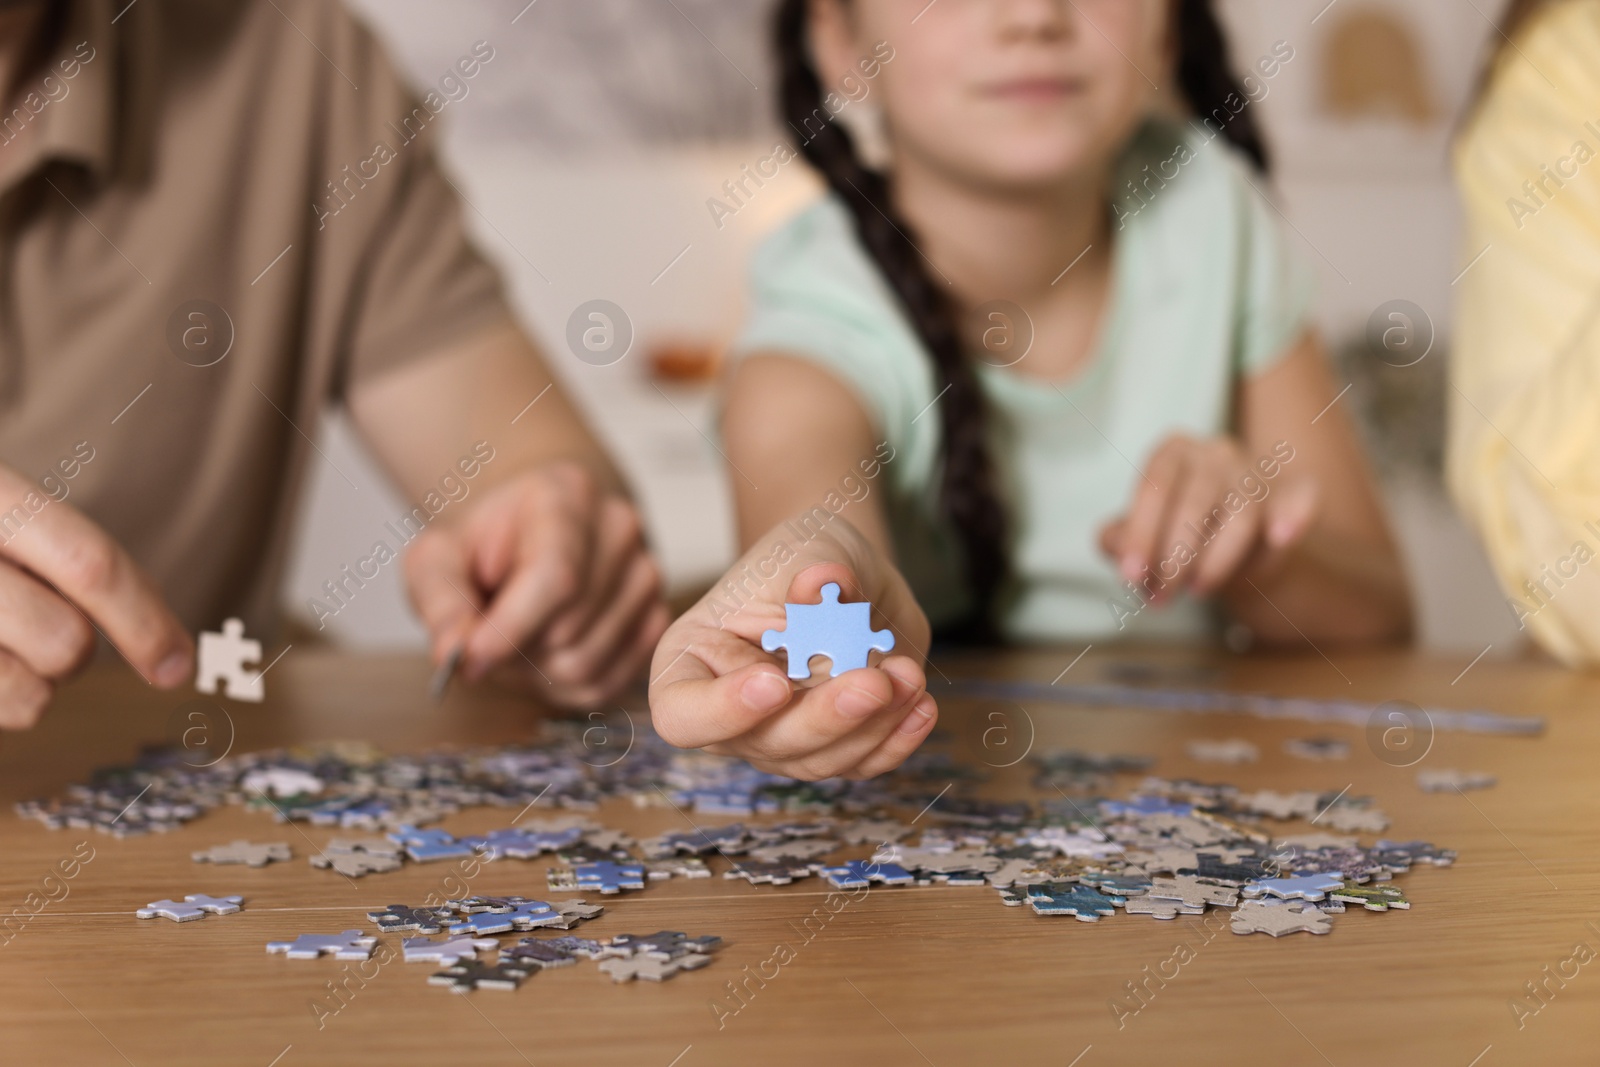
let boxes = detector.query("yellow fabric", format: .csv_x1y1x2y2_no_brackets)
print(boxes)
1451,0,1600,663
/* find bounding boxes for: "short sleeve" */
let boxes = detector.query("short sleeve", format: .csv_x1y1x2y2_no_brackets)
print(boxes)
1228,161,1317,377
343,150,514,385
315,11,514,391
732,198,942,484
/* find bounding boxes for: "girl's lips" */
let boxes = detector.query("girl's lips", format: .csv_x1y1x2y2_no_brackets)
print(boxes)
979,78,1085,102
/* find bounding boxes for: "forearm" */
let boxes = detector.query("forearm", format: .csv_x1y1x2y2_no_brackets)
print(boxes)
1224,334,1412,645
349,322,625,510
1220,525,1411,645
723,354,898,559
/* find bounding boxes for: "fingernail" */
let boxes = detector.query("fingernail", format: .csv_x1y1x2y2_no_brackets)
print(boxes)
883,660,921,690
1121,555,1141,580
896,698,935,734
835,683,880,720
154,652,191,688
740,671,790,712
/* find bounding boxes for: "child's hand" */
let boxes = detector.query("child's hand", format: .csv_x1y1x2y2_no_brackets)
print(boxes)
649,518,936,781
1098,434,1319,602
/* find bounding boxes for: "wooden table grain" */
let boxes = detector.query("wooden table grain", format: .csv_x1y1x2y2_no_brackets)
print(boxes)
0,647,1596,1067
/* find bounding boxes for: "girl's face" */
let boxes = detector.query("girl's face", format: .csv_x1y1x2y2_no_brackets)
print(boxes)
811,0,1170,191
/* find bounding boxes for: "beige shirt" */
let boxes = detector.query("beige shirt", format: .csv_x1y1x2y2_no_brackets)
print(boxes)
0,0,512,637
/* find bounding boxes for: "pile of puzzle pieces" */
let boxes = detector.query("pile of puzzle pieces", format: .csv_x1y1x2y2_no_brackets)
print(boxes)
267,908,723,990
12,730,847,838
28,730,1459,978
138,885,724,991
974,776,1448,933
271,898,723,990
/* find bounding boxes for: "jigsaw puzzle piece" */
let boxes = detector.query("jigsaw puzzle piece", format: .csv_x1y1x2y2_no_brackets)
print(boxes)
502,935,616,967
1101,796,1193,818
1241,873,1344,902
267,930,377,960
1147,875,1239,909
1283,736,1350,761
446,900,561,936
1025,883,1123,921
821,860,914,889
195,618,264,702
725,858,820,886
760,583,894,679
1124,896,1203,920
367,904,454,933
985,858,1054,889
501,940,582,969
1176,852,1274,886
610,931,723,960
386,825,474,863
598,953,713,983
1416,769,1497,793
1327,880,1411,911
1230,900,1334,936
428,960,534,992
136,893,244,922
311,850,402,877
401,936,498,965
547,899,604,928
1319,802,1390,834
573,860,646,894
1186,739,1258,764
191,840,291,867
1372,840,1457,869
646,857,713,880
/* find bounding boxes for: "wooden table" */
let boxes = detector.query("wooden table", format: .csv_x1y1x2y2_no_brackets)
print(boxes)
0,647,1596,1067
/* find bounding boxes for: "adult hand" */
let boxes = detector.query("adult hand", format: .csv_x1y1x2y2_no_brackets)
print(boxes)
0,464,193,728
1099,434,1318,602
649,516,936,781
404,462,669,710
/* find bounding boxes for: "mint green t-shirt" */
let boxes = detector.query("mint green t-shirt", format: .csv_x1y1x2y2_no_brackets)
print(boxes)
732,118,1316,642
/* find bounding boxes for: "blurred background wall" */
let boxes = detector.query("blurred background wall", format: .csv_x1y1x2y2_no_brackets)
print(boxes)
281,0,1525,659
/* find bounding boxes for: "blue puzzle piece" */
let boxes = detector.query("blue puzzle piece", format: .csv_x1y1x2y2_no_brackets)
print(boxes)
523,829,588,855
1241,873,1345,902
445,901,559,937
574,861,646,894
1090,875,1153,897
386,824,474,863
761,583,894,680
459,829,534,856
331,798,396,827
459,828,583,860
1100,796,1193,817
821,860,914,889
407,841,475,862
1025,883,1124,921
386,824,446,846
679,785,758,816
445,911,516,936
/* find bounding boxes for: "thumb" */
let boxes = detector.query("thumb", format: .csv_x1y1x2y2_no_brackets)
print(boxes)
651,653,794,750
